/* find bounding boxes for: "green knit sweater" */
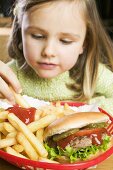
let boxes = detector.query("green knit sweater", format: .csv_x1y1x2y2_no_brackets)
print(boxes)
8,60,113,116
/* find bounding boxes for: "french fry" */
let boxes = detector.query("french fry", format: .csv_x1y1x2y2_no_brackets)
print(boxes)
64,103,69,109
0,123,8,135
35,109,42,121
1,128,8,136
0,123,4,132
0,138,16,149
17,132,39,160
8,113,48,157
3,122,16,132
10,87,30,108
0,132,1,139
12,144,24,153
40,104,57,117
39,157,59,164
28,114,57,132
36,129,44,143
0,133,5,139
55,101,61,107
0,111,8,120
63,103,75,114
5,147,27,159
39,103,66,118
6,131,17,138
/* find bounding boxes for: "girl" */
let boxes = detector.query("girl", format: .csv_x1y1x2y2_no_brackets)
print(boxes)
0,0,113,115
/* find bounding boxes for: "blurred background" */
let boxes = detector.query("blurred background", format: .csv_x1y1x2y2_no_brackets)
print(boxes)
0,0,113,63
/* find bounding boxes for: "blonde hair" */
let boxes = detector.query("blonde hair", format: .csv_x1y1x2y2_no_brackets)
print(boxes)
8,0,113,101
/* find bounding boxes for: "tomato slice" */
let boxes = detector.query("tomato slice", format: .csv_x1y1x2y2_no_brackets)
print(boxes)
73,128,107,137
57,128,107,149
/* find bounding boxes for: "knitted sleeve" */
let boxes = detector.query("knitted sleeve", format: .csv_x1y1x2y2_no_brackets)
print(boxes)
89,64,113,116
7,60,18,75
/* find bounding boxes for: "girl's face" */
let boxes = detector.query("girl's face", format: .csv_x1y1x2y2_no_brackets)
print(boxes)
22,1,86,78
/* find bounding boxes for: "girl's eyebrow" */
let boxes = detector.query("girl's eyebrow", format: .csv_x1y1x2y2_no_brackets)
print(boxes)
60,32,80,39
25,26,80,38
25,26,48,34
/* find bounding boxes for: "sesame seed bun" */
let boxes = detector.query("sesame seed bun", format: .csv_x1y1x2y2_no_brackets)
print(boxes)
44,112,109,140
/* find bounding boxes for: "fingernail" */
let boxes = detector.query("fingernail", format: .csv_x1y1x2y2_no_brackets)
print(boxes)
8,97,16,105
10,100,16,105
17,88,22,93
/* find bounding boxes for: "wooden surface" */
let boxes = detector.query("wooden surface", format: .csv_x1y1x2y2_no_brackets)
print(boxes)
0,17,12,63
0,17,12,27
0,27,11,63
0,154,113,170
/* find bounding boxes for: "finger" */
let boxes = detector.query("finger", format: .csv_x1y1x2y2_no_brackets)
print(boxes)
0,93,4,98
10,87,30,108
0,77,15,103
0,111,9,120
0,61,22,93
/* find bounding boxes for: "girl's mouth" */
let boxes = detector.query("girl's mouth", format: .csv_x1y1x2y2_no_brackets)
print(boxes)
37,62,58,70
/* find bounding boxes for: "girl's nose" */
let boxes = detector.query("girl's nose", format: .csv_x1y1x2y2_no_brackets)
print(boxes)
41,41,56,58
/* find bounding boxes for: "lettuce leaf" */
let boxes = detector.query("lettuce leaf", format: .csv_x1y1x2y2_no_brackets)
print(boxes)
44,135,110,163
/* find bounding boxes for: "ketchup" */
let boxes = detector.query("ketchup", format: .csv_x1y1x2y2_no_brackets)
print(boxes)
90,133,103,145
7,105,36,125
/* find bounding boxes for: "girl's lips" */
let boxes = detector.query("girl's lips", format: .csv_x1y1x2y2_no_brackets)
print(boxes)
37,62,58,70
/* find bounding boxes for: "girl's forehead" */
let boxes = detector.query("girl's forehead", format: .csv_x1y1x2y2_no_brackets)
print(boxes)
22,0,86,38
27,0,86,21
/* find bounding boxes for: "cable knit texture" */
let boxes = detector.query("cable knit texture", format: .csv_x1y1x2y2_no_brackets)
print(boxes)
89,64,113,116
8,60,113,116
8,60,76,101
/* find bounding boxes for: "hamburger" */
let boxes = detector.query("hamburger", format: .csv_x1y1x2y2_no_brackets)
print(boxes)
44,112,112,163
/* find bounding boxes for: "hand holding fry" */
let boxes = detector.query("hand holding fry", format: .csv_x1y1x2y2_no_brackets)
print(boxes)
0,61,22,103
10,87,30,108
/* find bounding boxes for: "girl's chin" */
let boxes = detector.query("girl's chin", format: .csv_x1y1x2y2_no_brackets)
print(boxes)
35,71,60,79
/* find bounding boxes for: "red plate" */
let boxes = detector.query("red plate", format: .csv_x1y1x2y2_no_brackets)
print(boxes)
0,102,113,170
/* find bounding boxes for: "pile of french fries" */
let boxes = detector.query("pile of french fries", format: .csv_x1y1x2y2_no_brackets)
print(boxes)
0,92,75,163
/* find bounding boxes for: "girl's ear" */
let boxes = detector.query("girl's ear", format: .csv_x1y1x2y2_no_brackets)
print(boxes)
19,43,23,50
79,46,84,55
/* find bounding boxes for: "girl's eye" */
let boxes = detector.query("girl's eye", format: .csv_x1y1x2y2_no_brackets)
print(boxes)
60,39,73,44
31,34,46,39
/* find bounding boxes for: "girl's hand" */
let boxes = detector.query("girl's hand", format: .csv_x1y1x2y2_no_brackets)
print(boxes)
0,60,22,104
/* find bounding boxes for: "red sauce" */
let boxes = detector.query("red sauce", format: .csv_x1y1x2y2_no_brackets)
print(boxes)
7,105,36,125
91,133,102,145
57,128,108,149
